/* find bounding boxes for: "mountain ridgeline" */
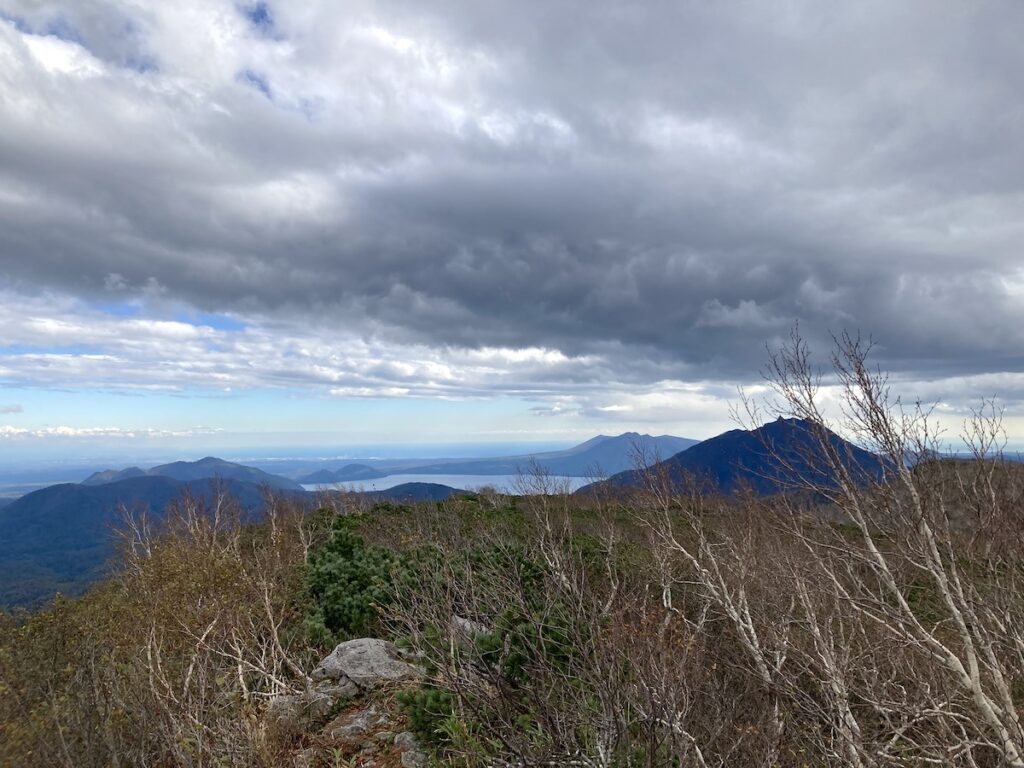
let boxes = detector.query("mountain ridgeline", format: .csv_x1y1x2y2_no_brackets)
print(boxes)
0,454,468,607
581,418,887,496
400,432,698,477
83,456,306,491
0,425,886,607
297,464,388,484
0,476,280,607
298,433,698,483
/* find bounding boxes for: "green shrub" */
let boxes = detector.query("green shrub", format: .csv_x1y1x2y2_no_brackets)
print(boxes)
305,516,398,642
396,686,455,745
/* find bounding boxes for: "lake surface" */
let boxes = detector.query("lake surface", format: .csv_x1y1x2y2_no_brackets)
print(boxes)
302,473,592,494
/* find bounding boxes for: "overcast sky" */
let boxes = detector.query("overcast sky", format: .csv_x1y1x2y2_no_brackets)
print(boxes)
1,0,1023,459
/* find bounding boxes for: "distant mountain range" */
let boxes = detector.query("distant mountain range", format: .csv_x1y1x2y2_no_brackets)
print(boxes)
296,433,698,483
298,463,389,484
1,434,699,606
0,471,462,607
12,425,891,608
580,418,886,496
83,456,305,491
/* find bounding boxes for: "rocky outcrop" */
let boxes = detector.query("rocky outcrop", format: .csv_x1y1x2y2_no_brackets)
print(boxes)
270,638,429,767
267,688,338,735
312,638,422,692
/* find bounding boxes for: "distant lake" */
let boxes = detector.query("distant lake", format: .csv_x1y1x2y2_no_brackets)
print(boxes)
302,473,592,494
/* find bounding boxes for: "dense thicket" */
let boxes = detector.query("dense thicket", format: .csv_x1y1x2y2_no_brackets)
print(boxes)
3,334,1024,767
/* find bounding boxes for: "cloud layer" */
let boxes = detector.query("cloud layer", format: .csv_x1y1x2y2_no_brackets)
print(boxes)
1,1,1023,433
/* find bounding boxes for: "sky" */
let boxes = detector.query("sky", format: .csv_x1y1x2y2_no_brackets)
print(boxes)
1,0,1023,464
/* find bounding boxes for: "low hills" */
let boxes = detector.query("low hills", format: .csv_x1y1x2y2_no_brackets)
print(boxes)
364,482,467,502
297,463,388,484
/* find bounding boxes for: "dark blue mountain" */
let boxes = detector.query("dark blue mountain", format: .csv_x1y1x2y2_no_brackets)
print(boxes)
581,418,886,496
0,472,471,607
83,456,304,491
366,482,464,502
0,476,307,608
298,463,389,484
81,466,147,484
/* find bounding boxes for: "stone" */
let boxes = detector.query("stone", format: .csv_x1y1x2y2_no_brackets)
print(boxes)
266,688,335,734
394,731,419,749
451,614,488,637
312,638,422,690
394,731,427,767
325,703,391,740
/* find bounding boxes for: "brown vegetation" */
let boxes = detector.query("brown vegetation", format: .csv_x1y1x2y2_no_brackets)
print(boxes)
3,333,1024,766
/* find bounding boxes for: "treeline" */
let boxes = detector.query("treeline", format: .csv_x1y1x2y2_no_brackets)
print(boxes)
3,334,1024,767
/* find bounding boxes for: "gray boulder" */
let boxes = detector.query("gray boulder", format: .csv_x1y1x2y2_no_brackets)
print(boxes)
312,638,422,691
325,703,391,740
395,731,428,767
266,688,336,735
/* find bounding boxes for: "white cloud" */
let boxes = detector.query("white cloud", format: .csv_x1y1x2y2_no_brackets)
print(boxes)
0,424,222,439
0,1,1023,443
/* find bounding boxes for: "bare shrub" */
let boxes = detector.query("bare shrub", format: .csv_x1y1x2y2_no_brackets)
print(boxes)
384,333,1024,767
0,485,326,768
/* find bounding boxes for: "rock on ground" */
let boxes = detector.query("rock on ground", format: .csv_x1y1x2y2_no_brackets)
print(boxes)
312,638,422,690
270,638,430,767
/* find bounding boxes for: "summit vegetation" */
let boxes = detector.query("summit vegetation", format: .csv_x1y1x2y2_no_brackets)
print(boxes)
2,333,1024,767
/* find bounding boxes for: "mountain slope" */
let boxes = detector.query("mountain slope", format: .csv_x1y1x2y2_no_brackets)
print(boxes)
83,457,304,491
0,476,305,607
0,473,472,606
583,418,886,496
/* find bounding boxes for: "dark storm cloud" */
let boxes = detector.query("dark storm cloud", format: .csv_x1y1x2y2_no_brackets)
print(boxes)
1,0,1023,390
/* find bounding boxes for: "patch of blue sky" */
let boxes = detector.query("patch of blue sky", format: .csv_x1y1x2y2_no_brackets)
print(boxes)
176,312,248,332
0,11,82,43
0,343,104,356
40,15,82,43
238,69,272,99
240,2,276,36
94,301,142,318
2,12,159,74
90,302,245,331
